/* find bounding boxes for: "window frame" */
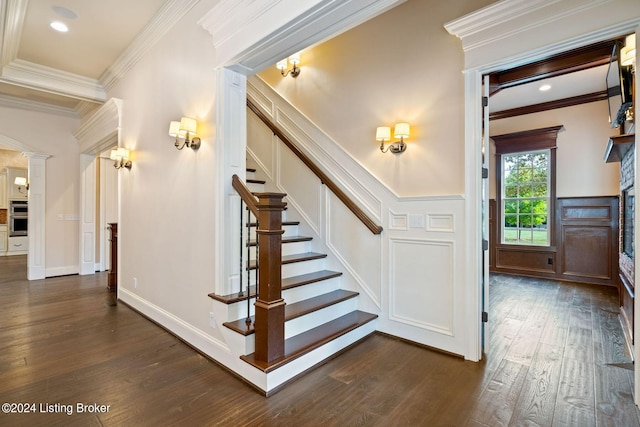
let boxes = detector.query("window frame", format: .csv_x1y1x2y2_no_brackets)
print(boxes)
493,126,561,249
501,149,551,246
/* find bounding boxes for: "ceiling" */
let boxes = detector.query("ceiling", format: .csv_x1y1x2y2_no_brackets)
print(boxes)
0,0,167,115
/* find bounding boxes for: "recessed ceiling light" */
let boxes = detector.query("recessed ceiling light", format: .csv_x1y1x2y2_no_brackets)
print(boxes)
539,84,552,92
50,21,68,32
52,6,78,20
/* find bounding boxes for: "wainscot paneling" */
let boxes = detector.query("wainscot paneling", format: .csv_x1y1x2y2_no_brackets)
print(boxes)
556,197,618,286
389,238,454,336
247,75,468,357
490,196,619,287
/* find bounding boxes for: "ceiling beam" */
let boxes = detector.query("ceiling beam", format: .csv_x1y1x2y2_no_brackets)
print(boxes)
488,39,616,95
489,90,608,121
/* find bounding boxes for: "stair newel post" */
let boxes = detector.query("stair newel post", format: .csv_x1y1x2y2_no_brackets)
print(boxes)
254,192,287,363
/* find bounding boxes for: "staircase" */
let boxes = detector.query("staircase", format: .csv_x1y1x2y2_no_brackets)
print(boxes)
209,168,377,378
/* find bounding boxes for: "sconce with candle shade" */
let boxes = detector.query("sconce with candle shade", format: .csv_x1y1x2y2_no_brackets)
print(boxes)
169,117,201,150
376,123,410,154
14,176,29,193
276,53,301,78
110,147,132,169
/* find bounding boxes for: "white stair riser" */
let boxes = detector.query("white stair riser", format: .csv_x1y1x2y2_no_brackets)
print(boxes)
227,297,257,320
246,259,327,287
248,224,299,240
282,258,326,278
284,298,359,339
282,276,342,304
246,183,264,193
266,321,378,391
222,275,343,318
246,170,255,180
249,241,309,258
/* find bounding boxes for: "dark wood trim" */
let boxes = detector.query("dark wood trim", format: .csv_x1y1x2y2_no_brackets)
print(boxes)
492,125,563,154
490,91,608,121
253,192,288,363
107,223,117,291
604,134,635,163
232,174,259,217
488,39,616,94
247,99,383,235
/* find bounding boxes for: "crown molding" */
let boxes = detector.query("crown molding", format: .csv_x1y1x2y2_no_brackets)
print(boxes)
0,0,27,67
200,0,405,74
100,0,200,91
0,91,77,117
74,98,122,154
2,59,107,103
445,0,613,52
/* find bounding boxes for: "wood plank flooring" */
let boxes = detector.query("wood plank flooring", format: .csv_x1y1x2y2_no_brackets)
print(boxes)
0,257,638,426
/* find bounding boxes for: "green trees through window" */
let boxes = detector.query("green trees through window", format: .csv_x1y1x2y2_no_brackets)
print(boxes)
502,150,550,245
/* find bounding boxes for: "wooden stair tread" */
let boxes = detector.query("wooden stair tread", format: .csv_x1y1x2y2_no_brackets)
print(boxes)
246,178,266,184
248,252,326,270
248,235,312,246
240,311,378,373
223,289,359,335
208,270,342,304
246,168,256,173
248,221,300,227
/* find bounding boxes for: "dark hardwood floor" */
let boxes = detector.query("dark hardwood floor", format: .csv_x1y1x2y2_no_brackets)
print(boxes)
1,256,638,426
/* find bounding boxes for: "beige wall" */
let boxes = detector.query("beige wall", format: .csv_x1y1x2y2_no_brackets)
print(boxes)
0,106,80,271
107,0,221,336
258,0,494,197
489,100,620,200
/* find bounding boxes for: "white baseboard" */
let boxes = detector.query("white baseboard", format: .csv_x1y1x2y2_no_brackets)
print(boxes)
45,265,79,277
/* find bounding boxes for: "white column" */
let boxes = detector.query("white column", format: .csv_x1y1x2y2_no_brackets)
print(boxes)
214,67,247,296
23,152,50,280
79,154,96,275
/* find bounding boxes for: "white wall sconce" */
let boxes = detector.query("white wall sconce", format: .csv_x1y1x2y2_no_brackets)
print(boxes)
110,147,132,169
376,123,410,154
276,53,301,78
169,117,201,150
14,176,29,193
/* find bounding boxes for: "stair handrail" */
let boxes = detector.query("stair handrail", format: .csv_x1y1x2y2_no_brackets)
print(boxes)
232,174,259,217
247,99,383,235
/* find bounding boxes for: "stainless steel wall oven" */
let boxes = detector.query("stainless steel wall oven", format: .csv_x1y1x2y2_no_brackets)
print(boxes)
9,200,27,237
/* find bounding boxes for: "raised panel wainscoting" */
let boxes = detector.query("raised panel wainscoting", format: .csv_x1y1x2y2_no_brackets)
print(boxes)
490,196,619,288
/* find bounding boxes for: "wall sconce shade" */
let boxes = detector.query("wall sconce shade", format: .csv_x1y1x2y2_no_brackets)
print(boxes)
14,176,28,193
110,147,132,169
170,116,201,150
621,33,636,67
276,53,301,78
377,123,410,154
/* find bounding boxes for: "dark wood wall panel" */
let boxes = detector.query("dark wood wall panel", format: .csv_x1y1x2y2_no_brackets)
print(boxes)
561,225,612,279
489,196,619,287
496,248,556,273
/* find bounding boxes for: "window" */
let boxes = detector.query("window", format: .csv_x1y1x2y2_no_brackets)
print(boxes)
493,126,561,248
501,150,550,245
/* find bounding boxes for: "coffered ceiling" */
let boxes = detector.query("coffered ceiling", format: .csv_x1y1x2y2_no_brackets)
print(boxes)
0,0,176,116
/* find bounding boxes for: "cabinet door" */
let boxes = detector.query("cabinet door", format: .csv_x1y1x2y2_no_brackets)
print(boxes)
0,173,6,208
0,229,7,252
